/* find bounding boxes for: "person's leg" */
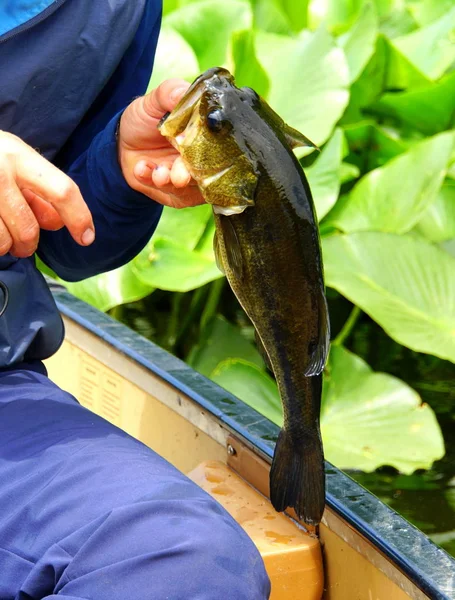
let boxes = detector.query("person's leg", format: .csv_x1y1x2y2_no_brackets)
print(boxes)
0,367,270,600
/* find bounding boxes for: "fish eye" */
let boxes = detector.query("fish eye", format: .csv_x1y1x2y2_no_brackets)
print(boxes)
206,109,229,133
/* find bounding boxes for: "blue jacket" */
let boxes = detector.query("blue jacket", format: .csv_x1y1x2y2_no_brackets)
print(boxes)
0,0,163,367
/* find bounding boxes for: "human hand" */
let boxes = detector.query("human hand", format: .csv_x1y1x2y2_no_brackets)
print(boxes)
118,79,205,209
0,132,94,258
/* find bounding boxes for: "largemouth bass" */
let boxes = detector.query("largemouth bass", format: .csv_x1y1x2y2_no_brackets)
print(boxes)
159,68,330,525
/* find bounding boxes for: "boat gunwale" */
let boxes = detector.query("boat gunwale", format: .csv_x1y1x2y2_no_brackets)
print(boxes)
50,283,455,600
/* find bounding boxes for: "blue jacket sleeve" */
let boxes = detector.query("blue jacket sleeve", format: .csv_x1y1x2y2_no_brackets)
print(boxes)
37,0,163,283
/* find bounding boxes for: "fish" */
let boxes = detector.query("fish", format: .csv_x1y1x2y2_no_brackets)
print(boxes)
158,67,330,525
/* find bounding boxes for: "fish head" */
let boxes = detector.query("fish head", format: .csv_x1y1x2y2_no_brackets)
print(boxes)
158,67,260,215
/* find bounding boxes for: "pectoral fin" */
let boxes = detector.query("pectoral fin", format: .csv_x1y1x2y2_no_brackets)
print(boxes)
303,288,330,377
213,231,225,274
284,125,319,151
219,217,243,281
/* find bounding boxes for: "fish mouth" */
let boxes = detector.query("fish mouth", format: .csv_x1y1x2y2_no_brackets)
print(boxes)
158,67,233,141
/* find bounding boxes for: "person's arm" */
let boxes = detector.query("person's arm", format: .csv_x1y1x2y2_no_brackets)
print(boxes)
37,0,163,282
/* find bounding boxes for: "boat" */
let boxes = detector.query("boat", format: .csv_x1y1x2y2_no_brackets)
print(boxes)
44,281,455,600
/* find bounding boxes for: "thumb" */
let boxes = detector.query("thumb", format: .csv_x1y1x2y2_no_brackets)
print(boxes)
142,78,190,120
120,79,190,147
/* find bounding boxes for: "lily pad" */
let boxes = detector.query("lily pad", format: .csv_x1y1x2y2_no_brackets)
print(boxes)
329,131,454,234
414,181,455,243
393,7,455,80
255,28,350,147
64,263,153,312
231,29,270,98
165,0,252,70
189,315,264,377
306,128,344,220
133,237,222,292
210,358,284,426
372,70,455,136
338,1,378,83
323,232,455,362
147,26,199,91
321,346,445,473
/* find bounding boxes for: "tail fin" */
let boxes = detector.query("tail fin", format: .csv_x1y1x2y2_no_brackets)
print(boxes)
269,427,325,525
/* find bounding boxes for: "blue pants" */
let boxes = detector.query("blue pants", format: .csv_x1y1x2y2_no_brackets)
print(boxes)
0,367,270,599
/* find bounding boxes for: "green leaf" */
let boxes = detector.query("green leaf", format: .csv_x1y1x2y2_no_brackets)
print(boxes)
408,0,455,27
339,161,360,183
189,315,264,377
339,1,378,83
64,263,154,312
393,7,455,80
372,70,455,136
308,0,363,34
375,1,418,37
195,216,217,258
277,0,309,32
210,358,283,426
329,131,454,234
133,238,222,292
321,346,445,473
251,0,292,34
323,232,455,362
255,28,350,147
384,37,432,91
153,204,213,251
147,26,199,91
165,0,252,70
414,181,455,242
231,29,270,98
306,128,344,220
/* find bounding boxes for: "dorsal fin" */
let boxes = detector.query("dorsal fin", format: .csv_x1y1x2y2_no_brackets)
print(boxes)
284,124,319,151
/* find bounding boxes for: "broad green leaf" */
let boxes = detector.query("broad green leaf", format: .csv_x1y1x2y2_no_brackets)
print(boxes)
323,232,455,362
195,216,217,258
210,358,283,426
372,70,455,137
341,36,387,123
308,0,363,34
256,28,350,147
64,263,153,312
133,238,222,292
339,2,378,83
189,316,264,377
414,181,455,242
153,204,212,251
376,1,418,37
441,239,455,259
393,8,455,80
339,162,360,183
251,0,292,34
231,29,270,98
321,346,445,473
306,128,344,220
408,0,455,26
278,0,309,32
147,26,199,91
384,36,431,90
165,0,251,70
329,131,454,234
163,0,179,15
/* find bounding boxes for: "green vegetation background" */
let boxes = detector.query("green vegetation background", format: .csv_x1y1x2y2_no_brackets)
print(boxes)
51,0,455,553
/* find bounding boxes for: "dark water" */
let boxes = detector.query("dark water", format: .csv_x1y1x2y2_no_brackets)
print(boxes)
118,288,455,557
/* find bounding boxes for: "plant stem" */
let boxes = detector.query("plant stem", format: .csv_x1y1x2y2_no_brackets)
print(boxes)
333,305,361,347
200,278,225,332
164,292,184,350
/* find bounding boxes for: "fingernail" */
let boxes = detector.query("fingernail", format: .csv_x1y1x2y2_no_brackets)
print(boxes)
81,228,95,246
170,87,188,104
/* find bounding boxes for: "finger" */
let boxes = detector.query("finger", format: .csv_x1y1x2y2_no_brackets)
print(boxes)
152,165,171,187
0,219,13,256
0,174,39,257
22,189,64,231
170,156,191,189
15,149,95,246
143,79,191,120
